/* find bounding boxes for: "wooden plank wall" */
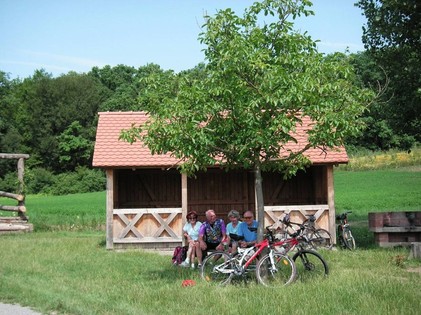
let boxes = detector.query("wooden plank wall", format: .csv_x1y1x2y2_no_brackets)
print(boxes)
115,166,327,221
117,169,181,208
187,169,254,222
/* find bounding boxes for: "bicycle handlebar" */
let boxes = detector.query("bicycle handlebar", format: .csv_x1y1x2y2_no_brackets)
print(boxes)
263,215,306,241
336,211,352,221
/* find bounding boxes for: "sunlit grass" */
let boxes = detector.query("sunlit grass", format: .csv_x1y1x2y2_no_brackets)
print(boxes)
334,169,421,214
0,233,420,315
339,147,421,171
1,157,421,314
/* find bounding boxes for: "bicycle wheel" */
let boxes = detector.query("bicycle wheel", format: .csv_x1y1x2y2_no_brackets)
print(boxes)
292,250,329,282
309,228,333,250
200,251,233,285
255,252,296,286
342,228,356,250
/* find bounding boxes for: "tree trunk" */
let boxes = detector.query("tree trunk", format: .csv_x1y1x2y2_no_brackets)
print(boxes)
254,164,265,242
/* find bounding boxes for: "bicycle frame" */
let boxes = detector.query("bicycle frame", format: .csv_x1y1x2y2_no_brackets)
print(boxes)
234,231,294,269
337,212,351,233
239,238,270,269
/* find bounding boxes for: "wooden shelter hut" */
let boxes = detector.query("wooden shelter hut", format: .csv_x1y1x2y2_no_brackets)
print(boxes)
93,111,348,250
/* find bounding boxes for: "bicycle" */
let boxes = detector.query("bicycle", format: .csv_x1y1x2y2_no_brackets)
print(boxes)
302,214,333,250
274,214,329,282
336,211,356,250
200,228,297,286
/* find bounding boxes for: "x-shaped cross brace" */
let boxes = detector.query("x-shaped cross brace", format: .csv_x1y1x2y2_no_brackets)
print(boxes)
117,212,144,239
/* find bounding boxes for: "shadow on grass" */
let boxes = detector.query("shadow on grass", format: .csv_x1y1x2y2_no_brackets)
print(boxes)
350,219,376,249
143,264,203,282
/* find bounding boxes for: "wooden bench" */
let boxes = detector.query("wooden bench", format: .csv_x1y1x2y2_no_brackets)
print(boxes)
369,211,421,247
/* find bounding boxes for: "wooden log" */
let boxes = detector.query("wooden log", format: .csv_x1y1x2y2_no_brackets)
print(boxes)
0,191,25,201
0,205,26,212
0,217,29,223
0,153,30,159
0,223,33,233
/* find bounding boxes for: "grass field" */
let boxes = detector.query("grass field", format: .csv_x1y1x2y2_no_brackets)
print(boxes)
0,167,421,314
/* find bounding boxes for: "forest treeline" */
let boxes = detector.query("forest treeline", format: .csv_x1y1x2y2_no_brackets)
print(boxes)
1,0,420,195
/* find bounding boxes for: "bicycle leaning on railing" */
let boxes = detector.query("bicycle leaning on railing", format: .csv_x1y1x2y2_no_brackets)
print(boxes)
336,211,356,250
275,214,329,282
302,214,333,250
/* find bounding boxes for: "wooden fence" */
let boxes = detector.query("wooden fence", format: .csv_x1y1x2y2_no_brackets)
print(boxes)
0,153,33,233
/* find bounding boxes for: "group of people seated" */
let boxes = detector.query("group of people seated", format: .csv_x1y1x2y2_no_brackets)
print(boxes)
180,209,258,269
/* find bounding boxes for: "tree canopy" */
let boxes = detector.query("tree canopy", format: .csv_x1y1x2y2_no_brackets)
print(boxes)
121,0,375,238
356,0,421,147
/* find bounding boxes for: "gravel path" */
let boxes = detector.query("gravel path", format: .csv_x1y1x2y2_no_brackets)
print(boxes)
0,303,42,315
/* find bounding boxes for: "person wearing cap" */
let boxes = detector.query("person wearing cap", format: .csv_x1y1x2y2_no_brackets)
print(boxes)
180,211,202,268
226,210,241,253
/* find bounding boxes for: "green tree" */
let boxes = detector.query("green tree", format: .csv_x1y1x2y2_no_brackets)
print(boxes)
3,70,107,172
57,121,94,171
90,63,175,112
121,0,374,239
356,0,421,145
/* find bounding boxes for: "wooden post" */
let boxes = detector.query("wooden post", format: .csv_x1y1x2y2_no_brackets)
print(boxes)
326,165,337,244
17,158,25,194
106,169,114,250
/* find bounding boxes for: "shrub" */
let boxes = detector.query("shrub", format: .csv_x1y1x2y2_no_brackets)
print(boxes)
25,167,55,194
47,167,105,195
0,172,20,193
18,167,105,195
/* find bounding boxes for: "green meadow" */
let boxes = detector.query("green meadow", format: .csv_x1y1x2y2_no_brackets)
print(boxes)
0,166,420,314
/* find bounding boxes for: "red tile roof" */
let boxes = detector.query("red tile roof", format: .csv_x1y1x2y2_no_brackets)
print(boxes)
92,111,348,168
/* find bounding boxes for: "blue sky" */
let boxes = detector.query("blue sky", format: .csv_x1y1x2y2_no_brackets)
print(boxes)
0,0,366,79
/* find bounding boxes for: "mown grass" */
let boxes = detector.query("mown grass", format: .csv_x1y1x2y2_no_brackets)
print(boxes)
0,232,420,315
334,166,421,248
0,191,105,231
1,162,421,314
335,167,421,214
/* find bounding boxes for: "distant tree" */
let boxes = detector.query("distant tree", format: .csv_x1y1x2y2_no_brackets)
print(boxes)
91,63,176,111
121,0,375,239
57,121,94,171
356,0,421,146
0,71,24,175
12,70,106,171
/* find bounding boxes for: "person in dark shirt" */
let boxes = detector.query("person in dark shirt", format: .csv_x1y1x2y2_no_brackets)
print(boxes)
198,209,227,254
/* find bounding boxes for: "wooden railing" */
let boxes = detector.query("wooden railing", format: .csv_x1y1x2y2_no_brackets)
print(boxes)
264,204,330,230
111,205,332,247
0,153,32,233
113,208,183,244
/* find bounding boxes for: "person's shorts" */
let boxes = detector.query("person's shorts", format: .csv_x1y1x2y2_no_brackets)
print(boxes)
205,242,219,251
